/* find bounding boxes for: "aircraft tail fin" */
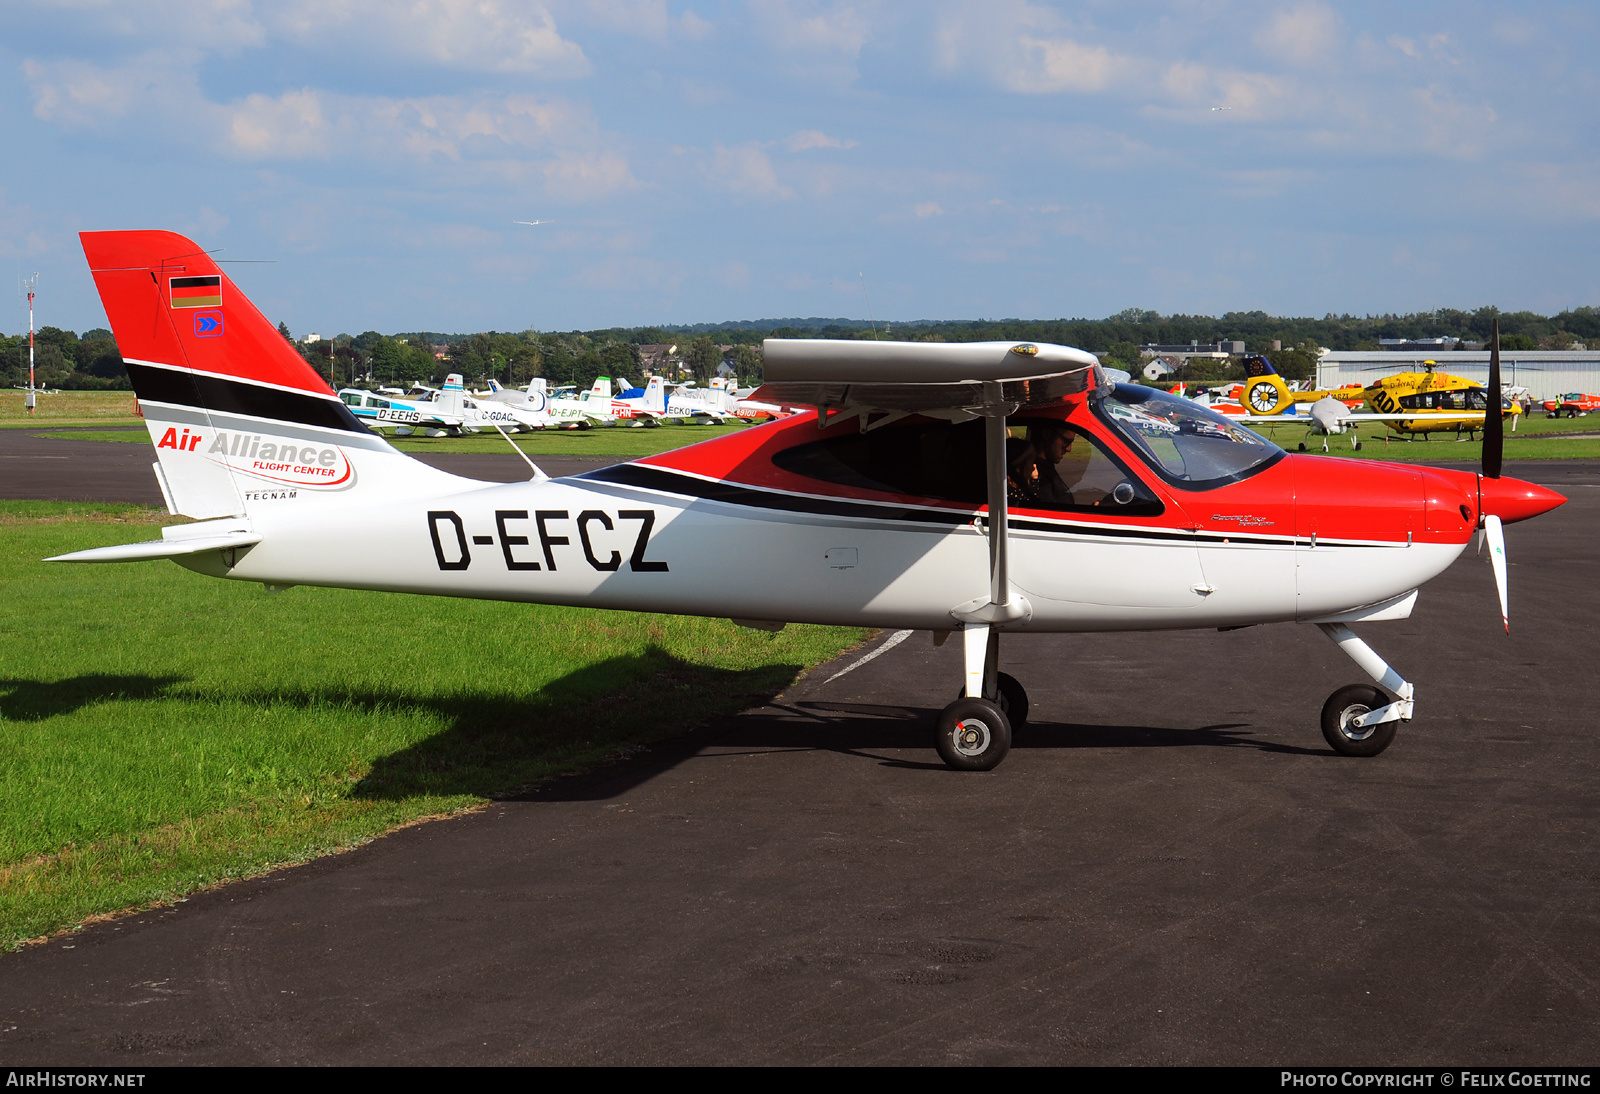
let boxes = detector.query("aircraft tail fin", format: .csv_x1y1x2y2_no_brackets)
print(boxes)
645,375,667,413
1243,355,1279,378
79,230,472,521
486,378,503,393
437,373,465,417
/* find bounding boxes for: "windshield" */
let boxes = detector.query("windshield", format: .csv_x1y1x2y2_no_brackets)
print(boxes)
1094,383,1284,490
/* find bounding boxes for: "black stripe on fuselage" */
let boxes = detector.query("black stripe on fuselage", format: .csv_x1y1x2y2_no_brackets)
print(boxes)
579,463,1314,547
126,361,370,435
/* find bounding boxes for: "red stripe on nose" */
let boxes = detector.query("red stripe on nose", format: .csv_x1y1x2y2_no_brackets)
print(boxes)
1480,475,1565,524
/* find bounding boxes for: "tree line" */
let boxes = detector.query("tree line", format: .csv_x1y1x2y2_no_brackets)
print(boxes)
8,305,1596,393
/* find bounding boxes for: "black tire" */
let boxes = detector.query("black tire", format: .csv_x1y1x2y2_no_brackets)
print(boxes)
935,698,1012,771
952,672,1028,728
1320,684,1397,757
1352,439,1362,451
996,672,1028,728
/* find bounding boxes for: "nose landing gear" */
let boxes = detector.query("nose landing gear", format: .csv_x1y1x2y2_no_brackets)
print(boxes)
1315,622,1415,757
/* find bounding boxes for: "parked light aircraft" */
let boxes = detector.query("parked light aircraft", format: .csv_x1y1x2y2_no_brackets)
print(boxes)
615,376,736,424
431,374,550,433
487,378,610,430
57,231,1565,770
337,388,460,436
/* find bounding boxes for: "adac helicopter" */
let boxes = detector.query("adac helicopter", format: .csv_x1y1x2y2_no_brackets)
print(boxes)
1242,356,1521,447
56,231,1565,770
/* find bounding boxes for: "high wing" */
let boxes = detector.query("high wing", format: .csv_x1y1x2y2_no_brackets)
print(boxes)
755,338,1100,422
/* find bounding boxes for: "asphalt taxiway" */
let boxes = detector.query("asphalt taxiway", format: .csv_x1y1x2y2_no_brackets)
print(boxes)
3,433,1597,1065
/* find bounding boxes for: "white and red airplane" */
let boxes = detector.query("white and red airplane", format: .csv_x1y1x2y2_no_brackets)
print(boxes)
55,231,1565,770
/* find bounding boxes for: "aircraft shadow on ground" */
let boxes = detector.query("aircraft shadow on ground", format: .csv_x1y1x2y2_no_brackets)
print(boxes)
0,673,186,721
0,660,1326,809
748,701,1330,761
526,698,1332,801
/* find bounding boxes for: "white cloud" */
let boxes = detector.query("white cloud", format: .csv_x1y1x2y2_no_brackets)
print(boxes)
784,129,857,151
914,201,943,218
270,0,590,76
30,0,587,77
709,143,791,199
1155,62,1288,118
542,151,638,201
229,89,331,158
753,0,873,55
33,0,265,52
24,54,635,196
1254,2,1342,66
935,0,1130,95
0,190,53,260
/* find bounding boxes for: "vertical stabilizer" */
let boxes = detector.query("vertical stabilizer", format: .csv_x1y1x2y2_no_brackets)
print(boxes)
645,375,667,414
80,230,478,518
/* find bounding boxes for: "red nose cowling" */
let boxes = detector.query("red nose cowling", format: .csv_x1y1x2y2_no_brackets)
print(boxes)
1480,475,1566,524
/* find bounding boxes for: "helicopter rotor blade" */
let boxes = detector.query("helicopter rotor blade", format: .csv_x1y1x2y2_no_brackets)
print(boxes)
1484,319,1504,480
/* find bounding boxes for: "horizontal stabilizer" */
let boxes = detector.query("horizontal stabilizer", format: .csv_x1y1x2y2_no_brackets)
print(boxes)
48,521,260,564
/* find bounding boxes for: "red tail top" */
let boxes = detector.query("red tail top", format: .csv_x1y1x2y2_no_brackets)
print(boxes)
80,230,335,398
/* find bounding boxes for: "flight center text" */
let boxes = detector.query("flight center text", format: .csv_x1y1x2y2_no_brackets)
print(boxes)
427,509,668,573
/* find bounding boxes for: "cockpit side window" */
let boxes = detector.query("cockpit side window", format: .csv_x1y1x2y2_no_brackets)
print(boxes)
1093,383,1284,491
770,416,1164,517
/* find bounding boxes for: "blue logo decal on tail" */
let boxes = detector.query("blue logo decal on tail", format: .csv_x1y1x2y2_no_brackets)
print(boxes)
194,311,224,338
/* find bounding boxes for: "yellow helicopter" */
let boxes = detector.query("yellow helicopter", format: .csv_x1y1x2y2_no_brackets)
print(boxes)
1241,356,1520,438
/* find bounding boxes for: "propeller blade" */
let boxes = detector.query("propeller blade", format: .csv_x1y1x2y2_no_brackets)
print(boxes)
1484,513,1508,634
1484,319,1503,479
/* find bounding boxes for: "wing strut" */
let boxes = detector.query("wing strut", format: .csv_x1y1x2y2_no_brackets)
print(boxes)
951,382,1031,636
985,406,1010,611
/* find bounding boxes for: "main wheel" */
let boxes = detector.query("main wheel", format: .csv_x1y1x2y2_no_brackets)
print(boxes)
935,698,1012,771
952,672,1029,728
1320,684,1397,757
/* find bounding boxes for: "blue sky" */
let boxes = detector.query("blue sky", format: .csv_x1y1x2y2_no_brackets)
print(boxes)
3,1,1597,336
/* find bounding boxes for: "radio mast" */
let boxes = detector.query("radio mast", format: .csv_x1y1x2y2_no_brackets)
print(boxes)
23,273,38,414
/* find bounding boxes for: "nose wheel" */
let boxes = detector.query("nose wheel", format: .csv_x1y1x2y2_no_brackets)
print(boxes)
1315,623,1415,758
1321,684,1397,756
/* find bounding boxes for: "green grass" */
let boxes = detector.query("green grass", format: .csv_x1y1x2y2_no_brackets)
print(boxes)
0,502,868,948
1,391,139,423
1243,419,1600,461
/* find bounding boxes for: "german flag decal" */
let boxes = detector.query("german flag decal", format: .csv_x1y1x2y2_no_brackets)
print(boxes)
170,275,222,309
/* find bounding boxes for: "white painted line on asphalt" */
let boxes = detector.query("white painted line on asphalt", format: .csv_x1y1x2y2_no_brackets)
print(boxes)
823,629,916,685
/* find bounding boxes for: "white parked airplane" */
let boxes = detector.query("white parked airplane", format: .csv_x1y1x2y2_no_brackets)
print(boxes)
58,231,1565,770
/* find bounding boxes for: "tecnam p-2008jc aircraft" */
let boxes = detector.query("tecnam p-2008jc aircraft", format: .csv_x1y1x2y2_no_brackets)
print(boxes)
57,231,1565,770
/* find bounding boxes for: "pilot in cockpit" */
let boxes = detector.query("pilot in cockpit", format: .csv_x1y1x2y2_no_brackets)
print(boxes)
1008,421,1084,507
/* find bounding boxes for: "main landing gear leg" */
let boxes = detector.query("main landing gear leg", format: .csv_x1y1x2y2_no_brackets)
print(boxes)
934,389,1030,771
935,623,1015,771
1315,623,1415,757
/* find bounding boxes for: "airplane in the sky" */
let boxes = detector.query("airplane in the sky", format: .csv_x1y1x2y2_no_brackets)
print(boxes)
56,231,1565,770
